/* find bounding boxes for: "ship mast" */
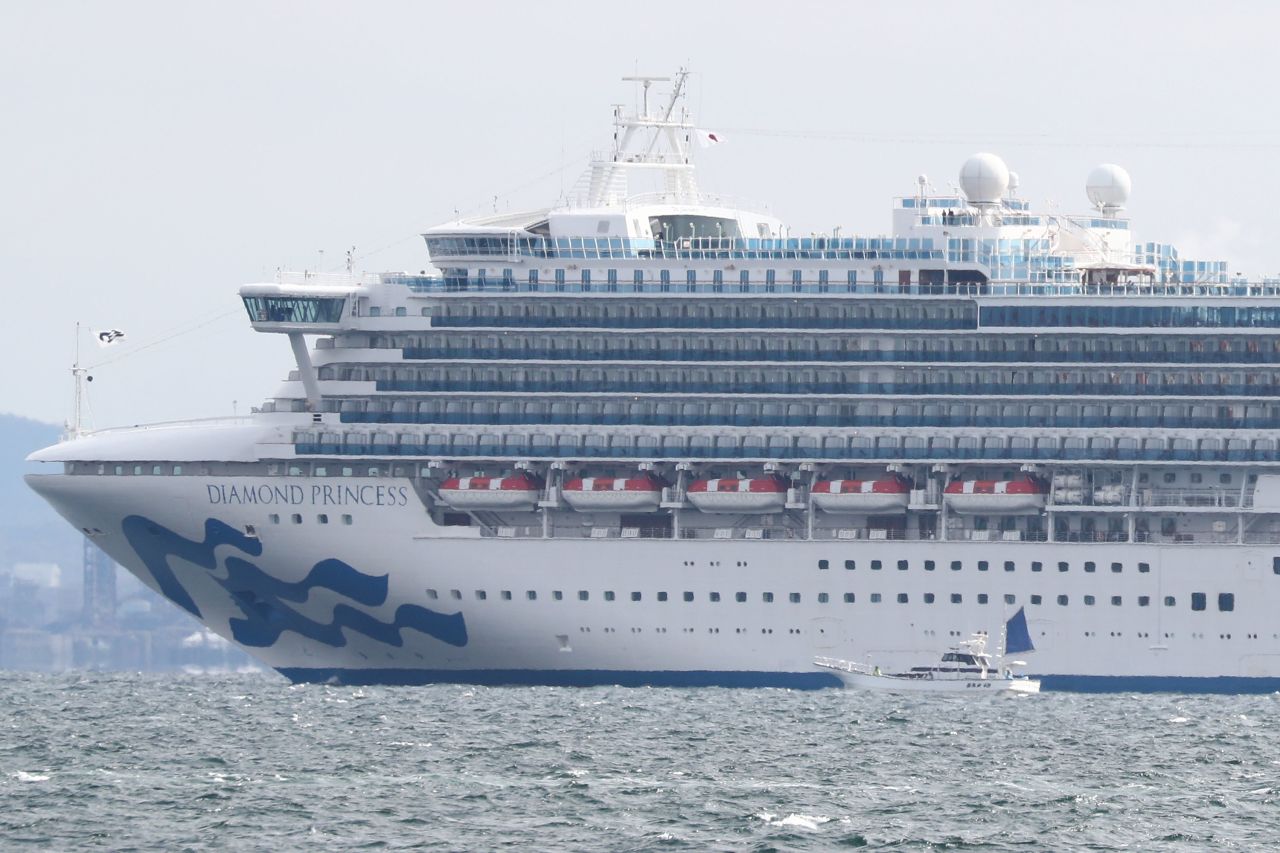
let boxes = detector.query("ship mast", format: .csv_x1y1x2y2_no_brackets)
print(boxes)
584,68,698,206
69,322,87,439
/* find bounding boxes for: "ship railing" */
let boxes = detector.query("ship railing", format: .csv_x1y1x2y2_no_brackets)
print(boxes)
621,190,767,212
813,656,874,675
473,525,1280,544
275,270,375,287
383,271,1280,298
1131,489,1252,509
984,279,1274,297
1137,531,1260,545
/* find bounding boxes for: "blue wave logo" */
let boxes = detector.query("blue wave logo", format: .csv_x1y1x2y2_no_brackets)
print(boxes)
121,516,467,649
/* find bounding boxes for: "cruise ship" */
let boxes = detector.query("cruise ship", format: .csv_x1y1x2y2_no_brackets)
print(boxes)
27,71,1280,691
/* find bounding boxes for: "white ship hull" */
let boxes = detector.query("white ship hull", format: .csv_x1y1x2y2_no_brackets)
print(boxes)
28,472,1280,692
822,671,1040,694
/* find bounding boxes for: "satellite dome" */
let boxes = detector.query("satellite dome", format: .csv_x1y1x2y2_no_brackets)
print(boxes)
959,153,1010,204
1086,164,1131,211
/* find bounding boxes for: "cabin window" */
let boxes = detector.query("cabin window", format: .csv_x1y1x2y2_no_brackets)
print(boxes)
1030,595,1042,605
1057,595,1069,606
1004,561,1015,572
950,593,962,604
845,559,855,570
1058,561,1069,572
451,590,462,600
630,592,641,602
683,591,694,602
1004,594,1016,605
1111,596,1122,606
709,592,721,602
897,560,908,571
871,560,882,571
657,591,668,602
1191,592,1206,611
426,589,438,600
791,593,802,603
475,590,487,600
1084,561,1096,573
1219,593,1235,611
578,590,589,601
1031,561,1043,572
1164,595,1176,607
951,561,961,572
818,559,829,570
870,593,882,603
843,593,855,603
818,592,829,603
924,593,935,604
896,593,908,603
763,592,774,602
501,590,513,600
553,591,564,601
1084,595,1095,606
604,591,615,601
1138,596,1151,606
1111,562,1122,573
924,560,935,571
1140,562,1151,573
977,594,989,604
977,561,989,572
735,592,747,602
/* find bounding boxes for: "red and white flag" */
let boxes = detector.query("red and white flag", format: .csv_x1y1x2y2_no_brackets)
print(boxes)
695,129,725,148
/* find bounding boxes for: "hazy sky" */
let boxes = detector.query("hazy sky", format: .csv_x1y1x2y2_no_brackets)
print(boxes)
5,1,1280,429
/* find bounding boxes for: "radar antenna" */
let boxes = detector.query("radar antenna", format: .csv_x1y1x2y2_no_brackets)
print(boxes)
620,74,671,118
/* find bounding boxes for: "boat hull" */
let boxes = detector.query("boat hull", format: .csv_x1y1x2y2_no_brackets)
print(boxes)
825,670,1041,694
562,490,661,512
25,472,1280,692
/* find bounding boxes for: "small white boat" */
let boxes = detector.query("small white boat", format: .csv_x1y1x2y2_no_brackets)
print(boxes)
814,609,1041,694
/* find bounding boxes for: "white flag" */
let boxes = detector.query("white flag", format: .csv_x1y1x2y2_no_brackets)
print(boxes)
96,329,126,347
695,129,725,148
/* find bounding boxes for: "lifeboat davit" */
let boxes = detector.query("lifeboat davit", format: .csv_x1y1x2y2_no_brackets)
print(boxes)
562,474,664,512
944,478,1047,514
811,477,911,514
686,477,787,514
438,473,541,511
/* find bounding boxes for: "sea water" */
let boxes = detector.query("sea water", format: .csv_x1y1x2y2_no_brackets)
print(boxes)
2,672,1277,850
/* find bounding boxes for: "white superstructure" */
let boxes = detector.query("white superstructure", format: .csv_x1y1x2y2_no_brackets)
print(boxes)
26,71,1280,691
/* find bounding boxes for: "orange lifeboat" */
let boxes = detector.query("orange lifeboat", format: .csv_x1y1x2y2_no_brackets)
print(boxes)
944,478,1047,514
562,474,664,512
686,477,787,514
811,477,911,514
438,473,541,511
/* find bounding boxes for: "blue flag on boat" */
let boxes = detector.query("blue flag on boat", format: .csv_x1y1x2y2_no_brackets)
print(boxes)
1005,607,1035,655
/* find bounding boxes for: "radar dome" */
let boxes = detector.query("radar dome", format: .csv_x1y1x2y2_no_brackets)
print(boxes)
1086,164,1131,211
959,153,1009,204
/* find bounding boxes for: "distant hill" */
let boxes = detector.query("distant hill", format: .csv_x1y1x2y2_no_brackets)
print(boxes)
2,413,82,570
